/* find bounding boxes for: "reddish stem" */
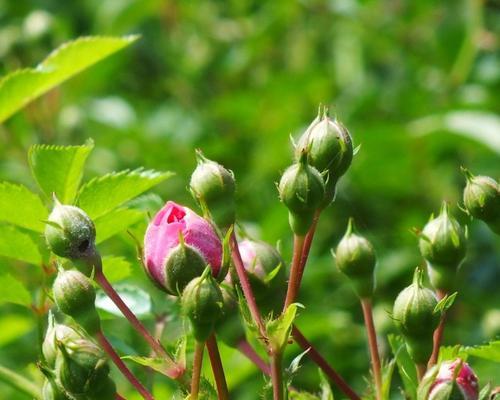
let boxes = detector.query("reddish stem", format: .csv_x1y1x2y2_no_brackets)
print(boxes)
428,290,448,368
291,326,361,400
296,210,321,286
206,334,229,400
237,339,270,375
115,394,126,400
229,231,266,336
283,235,306,311
416,363,426,382
96,330,154,400
270,352,284,400
95,269,183,379
360,299,382,400
191,341,205,400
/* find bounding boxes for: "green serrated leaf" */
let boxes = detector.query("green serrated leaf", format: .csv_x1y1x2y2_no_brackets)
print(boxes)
0,35,139,123
101,256,132,282
434,292,458,314
121,355,182,380
463,340,500,362
387,334,418,400
0,225,42,265
0,182,48,232
95,208,144,243
267,303,300,351
0,274,31,307
78,168,173,219
29,140,94,204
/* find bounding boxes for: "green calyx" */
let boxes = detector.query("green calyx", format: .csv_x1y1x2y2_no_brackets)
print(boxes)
181,268,224,342
334,218,376,298
43,313,82,368
462,168,500,233
45,197,96,260
296,107,353,206
163,238,207,296
190,149,236,228
42,380,67,400
53,269,100,335
419,202,467,283
393,268,440,364
278,153,325,235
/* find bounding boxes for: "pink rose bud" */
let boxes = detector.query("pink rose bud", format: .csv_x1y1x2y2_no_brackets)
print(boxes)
144,201,223,294
429,359,479,400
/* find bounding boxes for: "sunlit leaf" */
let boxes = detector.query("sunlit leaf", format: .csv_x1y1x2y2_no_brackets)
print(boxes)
95,208,144,243
0,274,31,307
0,225,42,265
388,334,418,400
95,284,151,317
101,256,132,283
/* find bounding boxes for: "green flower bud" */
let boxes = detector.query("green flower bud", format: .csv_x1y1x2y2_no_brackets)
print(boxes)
296,108,353,205
419,203,467,291
42,380,68,400
86,376,116,400
53,269,100,335
190,150,236,229
393,268,440,364
334,218,376,298
463,168,500,234
163,240,207,296
181,269,224,342
55,336,109,396
278,153,325,235
215,283,246,348
43,314,81,368
45,197,96,260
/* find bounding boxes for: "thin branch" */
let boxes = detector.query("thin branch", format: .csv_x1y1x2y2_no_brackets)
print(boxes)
237,339,270,375
360,298,382,400
191,341,205,400
206,334,229,400
296,210,321,286
291,326,361,400
270,352,284,400
283,234,306,311
96,330,154,400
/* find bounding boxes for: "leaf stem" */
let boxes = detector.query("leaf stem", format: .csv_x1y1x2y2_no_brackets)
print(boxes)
191,341,205,400
96,330,154,400
0,363,41,400
94,267,184,379
206,334,229,400
237,339,270,375
360,298,382,400
291,325,361,400
270,352,284,400
283,234,306,311
428,289,447,368
229,231,266,336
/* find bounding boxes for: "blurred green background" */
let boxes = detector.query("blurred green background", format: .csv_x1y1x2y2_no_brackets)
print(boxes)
0,0,499,399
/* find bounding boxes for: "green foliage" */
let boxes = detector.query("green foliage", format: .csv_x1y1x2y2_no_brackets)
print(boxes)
95,284,152,317
101,256,132,283
266,303,300,351
388,334,418,400
0,274,31,307
0,182,47,232
94,208,144,243
0,225,42,265
77,168,173,219
0,36,138,123
28,140,94,204
122,355,180,378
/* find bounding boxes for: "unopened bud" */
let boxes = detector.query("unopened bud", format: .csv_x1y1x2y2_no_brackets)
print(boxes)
463,168,500,234
334,218,376,298
278,153,325,235
393,268,440,364
45,198,96,260
53,269,100,335
215,283,245,348
419,202,467,291
181,269,224,342
43,314,81,368
42,380,67,400
190,150,236,229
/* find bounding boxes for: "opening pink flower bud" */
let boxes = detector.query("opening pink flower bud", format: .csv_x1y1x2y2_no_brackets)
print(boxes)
144,201,223,292
428,359,479,400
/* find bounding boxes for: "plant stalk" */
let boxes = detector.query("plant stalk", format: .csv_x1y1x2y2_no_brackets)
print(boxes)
0,363,41,400
428,289,448,368
206,334,229,400
360,298,382,400
416,363,426,382
283,234,306,311
94,268,183,379
270,351,284,400
296,210,321,286
96,330,154,400
191,341,205,400
237,339,270,375
229,231,266,336
291,326,361,400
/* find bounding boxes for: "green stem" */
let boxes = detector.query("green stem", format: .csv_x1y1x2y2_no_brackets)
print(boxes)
191,341,205,400
360,299,382,400
270,352,284,400
283,234,306,311
0,363,41,400
206,334,229,400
